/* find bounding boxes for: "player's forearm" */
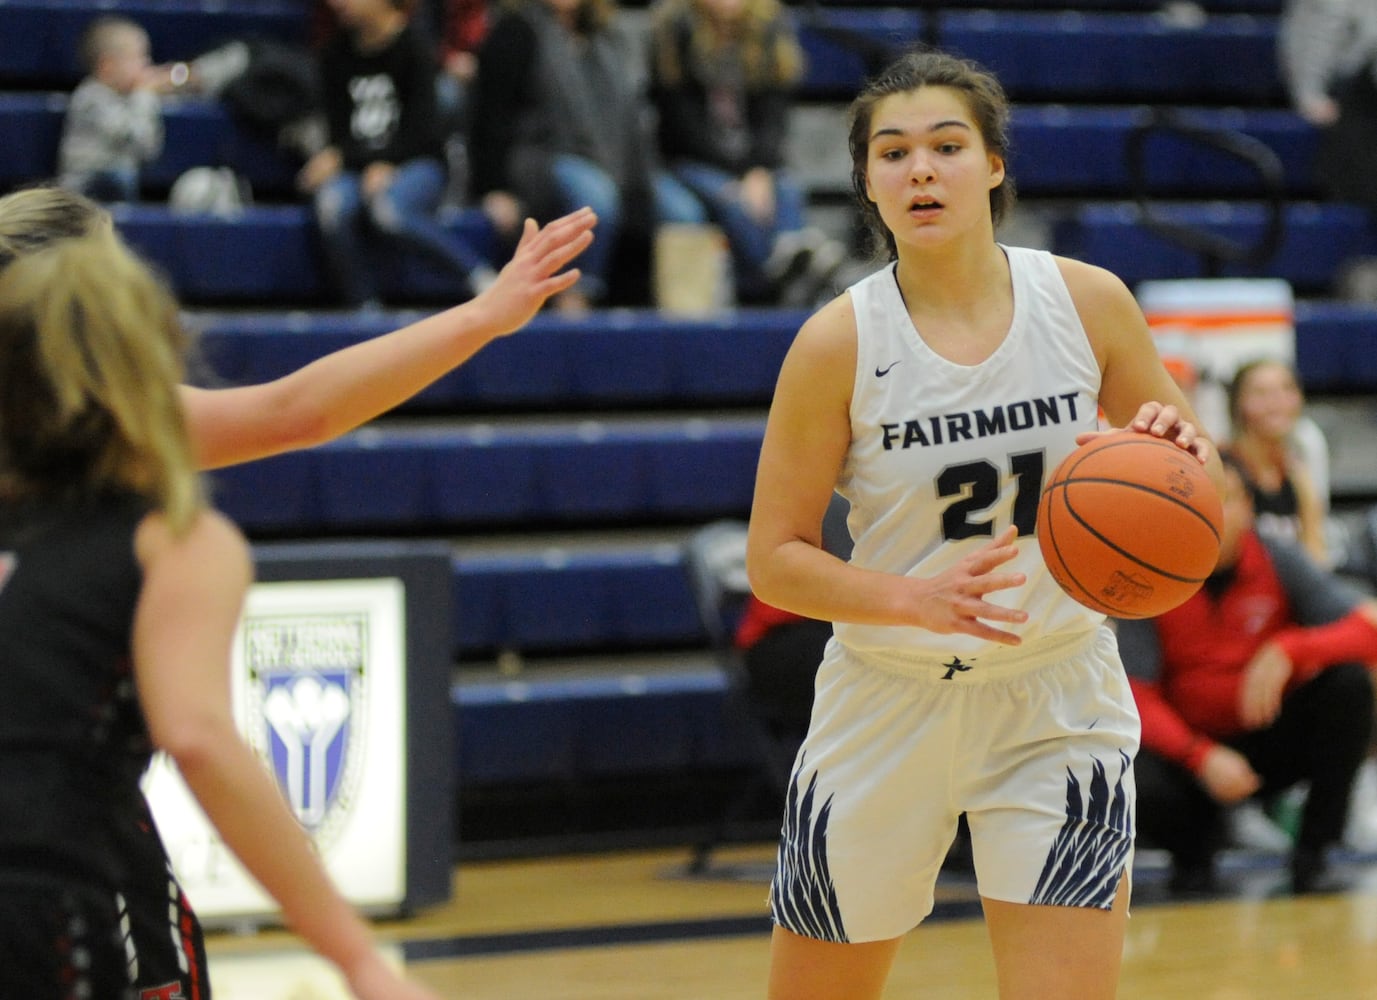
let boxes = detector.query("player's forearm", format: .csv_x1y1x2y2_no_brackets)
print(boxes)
184,305,499,468
173,736,379,970
287,304,502,434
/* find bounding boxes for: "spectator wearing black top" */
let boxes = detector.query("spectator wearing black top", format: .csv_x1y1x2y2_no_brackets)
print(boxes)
299,0,496,309
647,0,845,306
469,0,706,313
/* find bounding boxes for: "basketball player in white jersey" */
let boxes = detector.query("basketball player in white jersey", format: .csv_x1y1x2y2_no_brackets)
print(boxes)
746,51,1225,999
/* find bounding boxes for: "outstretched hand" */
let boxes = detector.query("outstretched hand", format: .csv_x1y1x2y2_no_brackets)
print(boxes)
1075,401,1213,464
910,525,1028,645
474,207,596,336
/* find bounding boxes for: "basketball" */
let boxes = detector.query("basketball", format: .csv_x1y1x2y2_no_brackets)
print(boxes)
1036,431,1223,619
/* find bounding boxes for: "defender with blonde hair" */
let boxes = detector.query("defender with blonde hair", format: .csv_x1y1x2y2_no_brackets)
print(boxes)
0,231,444,999
0,230,200,529
0,183,594,996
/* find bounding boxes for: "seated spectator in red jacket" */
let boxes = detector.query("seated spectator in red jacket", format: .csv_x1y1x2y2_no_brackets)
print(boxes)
733,493,852,730
734,595,829,730
1119,453,1377,896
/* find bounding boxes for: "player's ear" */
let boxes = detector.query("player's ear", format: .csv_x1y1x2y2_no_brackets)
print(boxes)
988,153,1005,190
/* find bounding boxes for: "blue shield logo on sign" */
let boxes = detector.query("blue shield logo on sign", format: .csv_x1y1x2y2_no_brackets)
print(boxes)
263,670,353,829
246,615,368,841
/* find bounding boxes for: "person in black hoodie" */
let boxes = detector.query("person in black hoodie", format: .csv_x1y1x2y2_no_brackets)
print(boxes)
299,0,497,308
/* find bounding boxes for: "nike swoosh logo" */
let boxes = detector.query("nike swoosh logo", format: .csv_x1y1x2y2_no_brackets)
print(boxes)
876,361,901,377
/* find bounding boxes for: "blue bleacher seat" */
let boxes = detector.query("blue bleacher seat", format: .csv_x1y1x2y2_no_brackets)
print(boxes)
0,93,66,191
208,417,766,533
1293,301,1377,394
1010,106,1319,198
1052,201,1377,294
0,1,307,90
454,667,751,786
794,7,926,98
193,301,1377,409
452,546,701,655
193,308,804,411
116,204,329,301
113,204,498,304
939,11,1283,105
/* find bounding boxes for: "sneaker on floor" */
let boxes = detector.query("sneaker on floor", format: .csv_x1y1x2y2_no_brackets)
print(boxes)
1289,845,1357,895
1228,801,1293,852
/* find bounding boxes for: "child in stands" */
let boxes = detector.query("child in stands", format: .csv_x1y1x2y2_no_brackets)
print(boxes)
58,16,165,202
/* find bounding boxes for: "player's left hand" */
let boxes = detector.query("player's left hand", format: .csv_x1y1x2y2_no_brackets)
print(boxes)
1076,401,1212,464
473,207,596,335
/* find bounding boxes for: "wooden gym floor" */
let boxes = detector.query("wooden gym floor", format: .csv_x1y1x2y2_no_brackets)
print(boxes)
202,843,1377,999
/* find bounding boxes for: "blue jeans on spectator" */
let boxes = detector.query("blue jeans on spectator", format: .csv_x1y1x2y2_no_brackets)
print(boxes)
670,161,808,302
314,156,488,306
550,153,705,302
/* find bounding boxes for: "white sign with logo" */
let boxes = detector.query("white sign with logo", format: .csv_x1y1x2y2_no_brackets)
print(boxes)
143,577,408,922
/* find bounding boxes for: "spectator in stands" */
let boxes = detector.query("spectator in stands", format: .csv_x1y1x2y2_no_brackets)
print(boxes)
435,0,490,130
1227,358,1330,565
646,0,846,306
0,184,592,993
1122,453,1377,896
1278,0,1377,301
735,493,852,728
0,221,444,1000
57,16,165,203
298,0,497,309
469,0,706,313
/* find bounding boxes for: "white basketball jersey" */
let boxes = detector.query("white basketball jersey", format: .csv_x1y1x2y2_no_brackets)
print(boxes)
834,245,1106,667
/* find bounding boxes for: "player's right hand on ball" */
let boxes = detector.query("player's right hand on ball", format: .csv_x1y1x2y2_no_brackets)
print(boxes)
911,526,1028,645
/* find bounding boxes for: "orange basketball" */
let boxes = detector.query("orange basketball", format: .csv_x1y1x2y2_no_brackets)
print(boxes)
1036,431,1223,619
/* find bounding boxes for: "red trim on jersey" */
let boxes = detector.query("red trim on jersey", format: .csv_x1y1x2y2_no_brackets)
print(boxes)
180,898,201,1000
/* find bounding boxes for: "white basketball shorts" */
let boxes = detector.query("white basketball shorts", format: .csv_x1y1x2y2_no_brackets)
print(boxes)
769,625,1140,944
